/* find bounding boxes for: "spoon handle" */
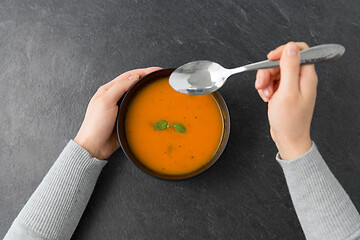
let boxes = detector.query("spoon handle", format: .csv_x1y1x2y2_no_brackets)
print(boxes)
236,44,345,73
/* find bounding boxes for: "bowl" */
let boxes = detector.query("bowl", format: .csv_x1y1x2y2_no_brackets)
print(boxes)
116,69,230,180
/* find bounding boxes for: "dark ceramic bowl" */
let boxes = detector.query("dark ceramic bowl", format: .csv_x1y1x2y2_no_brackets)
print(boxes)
116,69,230,180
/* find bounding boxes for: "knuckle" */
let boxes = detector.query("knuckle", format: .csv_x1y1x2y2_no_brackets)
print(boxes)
286,41,295,47
98,85,107,91
96,86,105,95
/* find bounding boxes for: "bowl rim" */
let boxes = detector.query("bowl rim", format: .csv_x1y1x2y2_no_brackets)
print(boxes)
116,68,230,180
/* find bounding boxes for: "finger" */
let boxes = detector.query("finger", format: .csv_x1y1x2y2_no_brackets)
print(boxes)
98,67,161,101
105,74,140,103
255,68,279,90
299,64,318,98
267,45,284,60
258,79,276,102
255,70,269,90
102,67,162,90
263,82,275,101
119,67,162,80
268,42,309,60
268,42,309,61
278,42,301,93
258,89,269,102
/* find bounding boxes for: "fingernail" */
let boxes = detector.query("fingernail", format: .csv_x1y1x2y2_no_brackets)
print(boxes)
128,75,140,81
259,90,268,102
287,43,298,56
263,88,270,97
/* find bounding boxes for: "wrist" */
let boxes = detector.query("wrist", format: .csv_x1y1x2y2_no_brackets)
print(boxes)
74,135,100,159
275,137,312,161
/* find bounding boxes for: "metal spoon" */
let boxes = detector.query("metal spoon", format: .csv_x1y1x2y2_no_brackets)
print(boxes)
169,44,345,95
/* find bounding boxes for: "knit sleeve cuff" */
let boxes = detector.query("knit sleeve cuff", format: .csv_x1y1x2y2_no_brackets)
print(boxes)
10,140,107,240
66,139,106,164
275,141,319,167
275,142,360,240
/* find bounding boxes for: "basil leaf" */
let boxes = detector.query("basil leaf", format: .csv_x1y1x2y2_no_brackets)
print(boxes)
173,123,187,133
154,120,170,130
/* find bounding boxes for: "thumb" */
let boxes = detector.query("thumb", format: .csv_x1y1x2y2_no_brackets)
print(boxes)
279,42,300,93
105,74,140,103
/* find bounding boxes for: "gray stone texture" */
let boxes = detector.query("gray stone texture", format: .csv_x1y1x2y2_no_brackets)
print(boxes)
1,0,359,239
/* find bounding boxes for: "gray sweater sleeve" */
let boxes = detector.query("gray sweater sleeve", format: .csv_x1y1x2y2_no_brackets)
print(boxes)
4,141,360,240
276,142,360,240
3,140,107,240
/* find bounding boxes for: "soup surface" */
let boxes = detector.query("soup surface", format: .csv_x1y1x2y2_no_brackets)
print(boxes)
125,77,224,176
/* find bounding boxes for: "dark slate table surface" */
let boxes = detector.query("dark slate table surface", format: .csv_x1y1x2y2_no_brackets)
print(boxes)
1,0,359,239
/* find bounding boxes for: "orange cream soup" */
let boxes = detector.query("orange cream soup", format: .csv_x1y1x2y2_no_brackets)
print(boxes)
125,77,224,176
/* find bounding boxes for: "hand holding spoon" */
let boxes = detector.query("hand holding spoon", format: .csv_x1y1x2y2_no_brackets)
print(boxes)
169,44,345,95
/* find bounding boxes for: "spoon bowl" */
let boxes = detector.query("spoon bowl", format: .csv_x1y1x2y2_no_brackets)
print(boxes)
169,61,228,95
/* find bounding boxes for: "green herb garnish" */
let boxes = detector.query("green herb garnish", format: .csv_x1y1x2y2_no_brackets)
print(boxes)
173,123,187,133
153,120,170,130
